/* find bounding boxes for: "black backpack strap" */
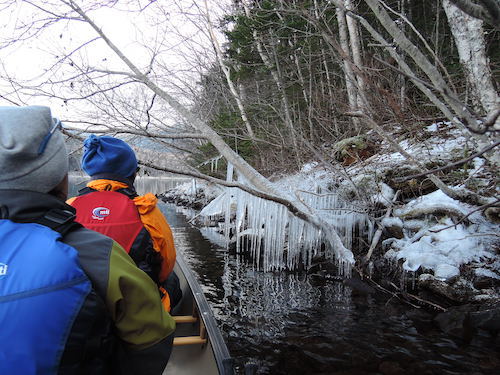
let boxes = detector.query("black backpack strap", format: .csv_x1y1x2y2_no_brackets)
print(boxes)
0,204,9,219
116,187,138,199
77,186,98,196
78,185,138,200
35,208,82,238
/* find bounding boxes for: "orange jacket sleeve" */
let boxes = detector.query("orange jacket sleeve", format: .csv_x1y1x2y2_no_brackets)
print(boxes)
134,193,176,282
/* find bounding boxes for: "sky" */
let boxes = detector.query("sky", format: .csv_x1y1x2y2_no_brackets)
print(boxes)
0,0,228,128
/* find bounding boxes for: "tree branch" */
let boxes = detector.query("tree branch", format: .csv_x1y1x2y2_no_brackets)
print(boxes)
63,124,207,140
429,198,500,233
449,0,500,30
364,190,400,263
395,140,500,182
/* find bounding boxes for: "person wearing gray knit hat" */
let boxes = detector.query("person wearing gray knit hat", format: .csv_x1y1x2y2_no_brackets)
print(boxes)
0,105,68,194
0,107,176,373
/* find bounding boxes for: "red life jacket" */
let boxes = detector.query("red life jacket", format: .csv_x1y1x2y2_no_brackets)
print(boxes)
71,190,143,252
70,188,162,285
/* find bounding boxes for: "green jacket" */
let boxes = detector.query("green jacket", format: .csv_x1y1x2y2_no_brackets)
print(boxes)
0,190,176,374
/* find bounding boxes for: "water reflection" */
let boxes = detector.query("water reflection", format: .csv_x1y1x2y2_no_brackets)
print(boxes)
161,203,500,375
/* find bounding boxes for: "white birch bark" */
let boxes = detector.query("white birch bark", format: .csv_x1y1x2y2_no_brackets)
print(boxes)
443,0,499,121
344,0,367,109
336,4,361,130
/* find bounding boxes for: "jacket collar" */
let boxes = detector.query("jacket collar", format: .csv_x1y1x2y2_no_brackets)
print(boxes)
86,178,138,197
0,190,75,222
89,173,134,186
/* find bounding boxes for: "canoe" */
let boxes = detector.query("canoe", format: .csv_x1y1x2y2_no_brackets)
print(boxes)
164,253,234,375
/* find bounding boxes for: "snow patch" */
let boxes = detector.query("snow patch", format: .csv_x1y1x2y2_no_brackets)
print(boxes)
426,123,439,132
382,217,403,228
475,268,500,280
394,189,469,218
300,162,318,173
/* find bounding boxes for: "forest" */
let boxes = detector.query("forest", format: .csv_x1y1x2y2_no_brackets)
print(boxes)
0,0,499,309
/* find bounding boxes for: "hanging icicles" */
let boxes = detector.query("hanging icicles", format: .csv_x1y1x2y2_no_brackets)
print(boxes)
197,164,370,272
214,187,371,272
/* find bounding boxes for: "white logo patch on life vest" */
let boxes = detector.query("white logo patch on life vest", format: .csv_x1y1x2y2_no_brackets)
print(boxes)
92,207,110,220
0,263,8,279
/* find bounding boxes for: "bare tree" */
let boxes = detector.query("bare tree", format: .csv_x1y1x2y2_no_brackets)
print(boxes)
0,0,356,266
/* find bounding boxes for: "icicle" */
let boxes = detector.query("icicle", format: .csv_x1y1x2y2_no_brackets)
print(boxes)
198,176,371,273
223,163,235,248
235,188,246,253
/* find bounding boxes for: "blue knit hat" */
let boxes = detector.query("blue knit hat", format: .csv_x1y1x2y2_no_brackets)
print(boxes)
81,135,137,178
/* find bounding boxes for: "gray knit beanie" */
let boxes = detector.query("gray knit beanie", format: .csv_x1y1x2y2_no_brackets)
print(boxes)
0,106,68,193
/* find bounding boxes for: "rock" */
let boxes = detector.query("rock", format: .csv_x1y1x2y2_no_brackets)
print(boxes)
418,274,471,303
484,207,500,223
433,306,476,342
469,303,500,331
435,303,500,341
383,220,404,239
378,361,404,375
473,274,500,289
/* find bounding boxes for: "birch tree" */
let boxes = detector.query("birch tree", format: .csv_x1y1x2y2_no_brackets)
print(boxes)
336,3,361,129
443,0,499,122
344,0,367,110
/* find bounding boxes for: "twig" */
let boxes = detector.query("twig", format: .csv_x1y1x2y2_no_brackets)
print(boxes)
145,93,156,131
363,190,400,263
389,282,447,312
429,198,500,233
364,275,421,309
395,140,500,182
403,291,447,312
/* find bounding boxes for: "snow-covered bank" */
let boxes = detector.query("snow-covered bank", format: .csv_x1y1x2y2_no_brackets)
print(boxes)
163,175,499,294
161,122,499,316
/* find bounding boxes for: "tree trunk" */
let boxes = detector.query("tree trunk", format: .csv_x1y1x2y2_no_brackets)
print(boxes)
345,0,367,110
336,4,361,131
443,0,499,118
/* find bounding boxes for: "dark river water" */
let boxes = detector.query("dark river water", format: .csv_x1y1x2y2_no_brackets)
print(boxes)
159,204,500,375
68,177,498,375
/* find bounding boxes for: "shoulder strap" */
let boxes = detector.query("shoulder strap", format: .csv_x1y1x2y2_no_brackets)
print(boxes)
78,186,138,200
116,187,138,199
78,186,97,196
34,208,82,238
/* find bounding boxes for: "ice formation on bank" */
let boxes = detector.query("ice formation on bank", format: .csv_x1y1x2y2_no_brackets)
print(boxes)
198,166,372,272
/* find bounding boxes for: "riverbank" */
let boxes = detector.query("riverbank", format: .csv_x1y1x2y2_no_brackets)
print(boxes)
160,121,499,345
160,203,500,374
